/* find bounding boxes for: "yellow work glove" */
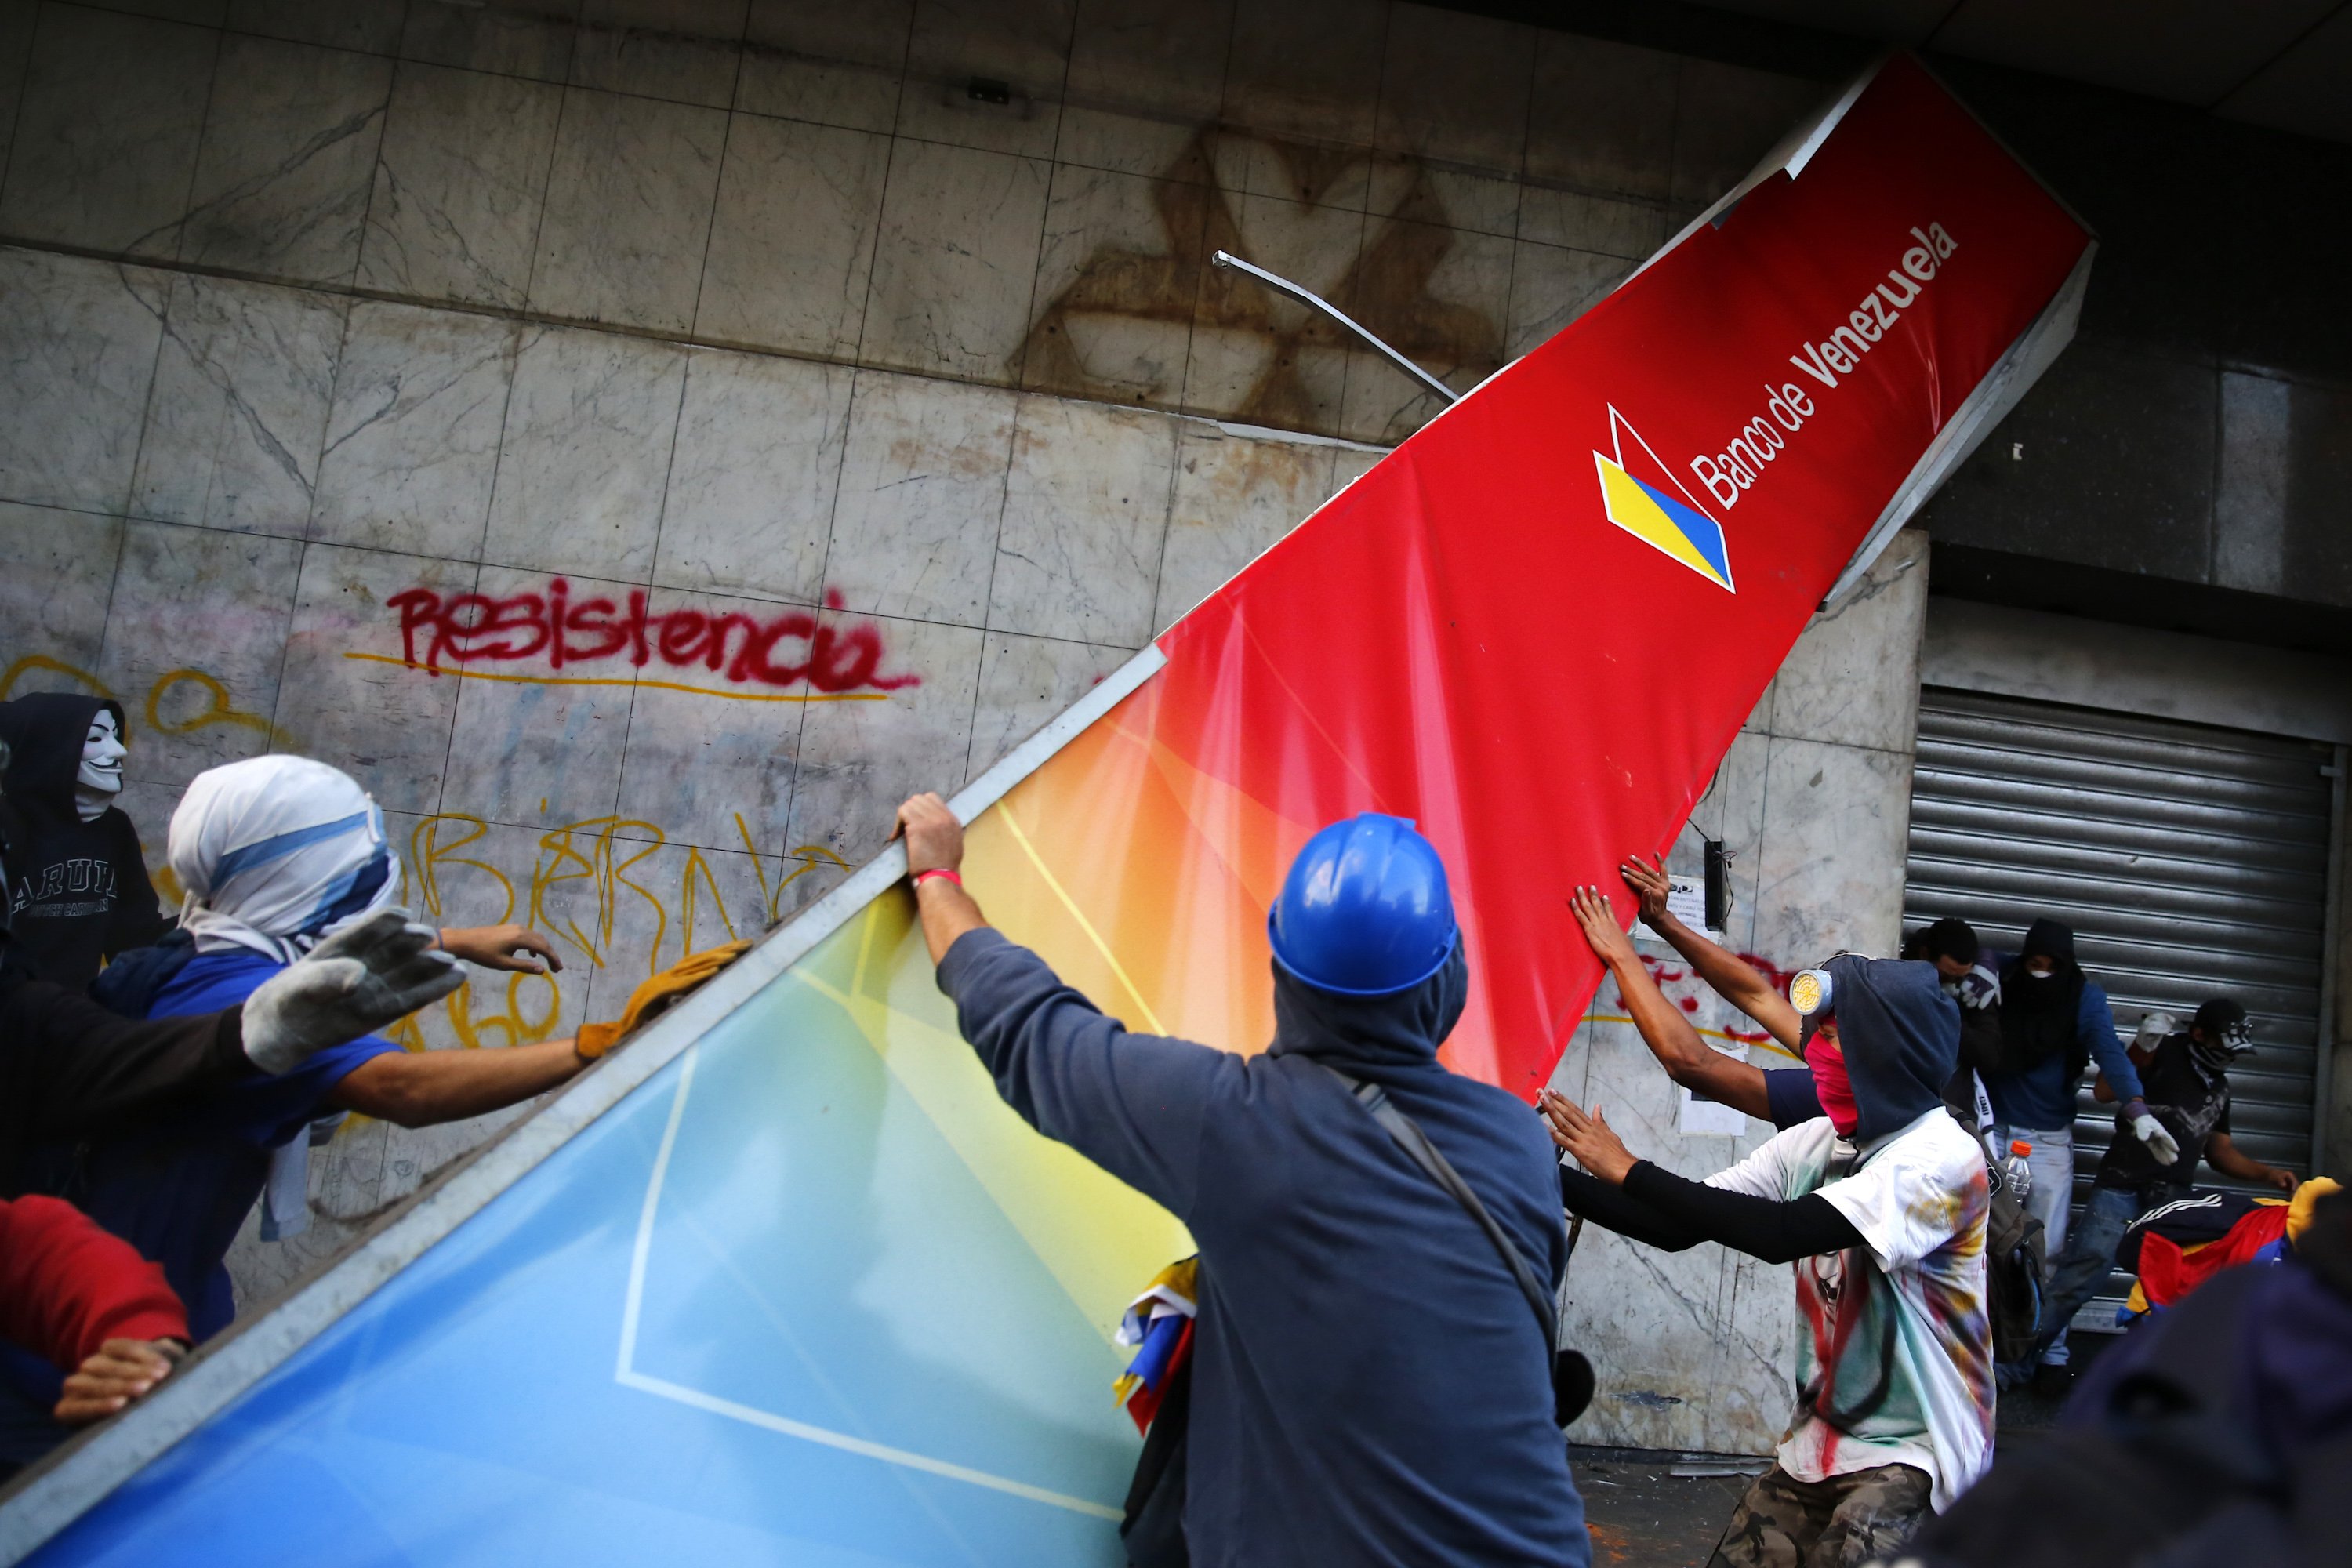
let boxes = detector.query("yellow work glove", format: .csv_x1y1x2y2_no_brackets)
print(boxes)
2288,1176,2343,1247
575,941,753,1061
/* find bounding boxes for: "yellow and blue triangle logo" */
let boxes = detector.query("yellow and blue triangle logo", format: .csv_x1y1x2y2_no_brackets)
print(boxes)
1592,406,1734,593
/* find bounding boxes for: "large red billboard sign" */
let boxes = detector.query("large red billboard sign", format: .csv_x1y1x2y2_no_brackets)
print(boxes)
976,53,2094,1094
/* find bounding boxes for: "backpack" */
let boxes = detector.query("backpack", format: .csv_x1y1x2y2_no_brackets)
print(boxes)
87,927,195,1017
1982,1162,2047,1364
1944,1090,2045,1365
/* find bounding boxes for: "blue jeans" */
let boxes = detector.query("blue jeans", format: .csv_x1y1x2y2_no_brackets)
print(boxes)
2027,1184,2181,1367
1990,1122,2075,1260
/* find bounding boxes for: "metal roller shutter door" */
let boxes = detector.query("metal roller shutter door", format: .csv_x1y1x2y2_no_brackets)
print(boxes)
1904,688,2336,1329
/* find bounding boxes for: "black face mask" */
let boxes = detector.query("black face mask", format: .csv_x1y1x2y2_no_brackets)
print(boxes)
2189,1022,2253,1073
2004,965,2072,1014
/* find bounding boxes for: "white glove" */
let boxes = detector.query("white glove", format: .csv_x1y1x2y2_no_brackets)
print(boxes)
2130,1112,2180,1167
241,909,463,1075
1955,964,2001,1011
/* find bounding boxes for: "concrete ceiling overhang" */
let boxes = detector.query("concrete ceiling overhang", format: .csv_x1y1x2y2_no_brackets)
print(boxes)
1697,0,2352,142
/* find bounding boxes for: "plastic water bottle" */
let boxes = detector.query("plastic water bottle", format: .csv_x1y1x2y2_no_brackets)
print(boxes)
2005,1140,2033,1204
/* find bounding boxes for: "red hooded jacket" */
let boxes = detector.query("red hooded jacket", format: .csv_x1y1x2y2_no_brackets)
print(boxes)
0,1196,187,1370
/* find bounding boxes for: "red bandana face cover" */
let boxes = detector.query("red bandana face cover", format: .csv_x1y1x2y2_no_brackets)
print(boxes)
1806,1029,1860,1138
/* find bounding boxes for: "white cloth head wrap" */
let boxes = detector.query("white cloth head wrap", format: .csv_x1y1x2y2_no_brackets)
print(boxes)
169,756,401,965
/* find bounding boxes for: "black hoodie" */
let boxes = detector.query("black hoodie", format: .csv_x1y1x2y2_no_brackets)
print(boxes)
1822,953,1960,1143
1997,917,2087,1076
0,694,171,990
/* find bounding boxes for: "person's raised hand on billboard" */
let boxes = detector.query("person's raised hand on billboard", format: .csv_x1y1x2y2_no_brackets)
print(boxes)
895,791,964,877
1569,883,1638,967
894,793,987,965
1570,884,1777,1123
1620,852,1675,931
1615,854,1800,1054
1541,1094,1637,1185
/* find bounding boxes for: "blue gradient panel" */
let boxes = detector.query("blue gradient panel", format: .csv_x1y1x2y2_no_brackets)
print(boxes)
29,911,1145,1567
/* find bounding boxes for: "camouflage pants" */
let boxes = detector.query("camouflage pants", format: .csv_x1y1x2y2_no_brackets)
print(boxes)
1706,1462,1931,1568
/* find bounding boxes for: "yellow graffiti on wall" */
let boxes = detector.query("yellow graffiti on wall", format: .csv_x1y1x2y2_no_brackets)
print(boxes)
3,654,851,1057
397,808,848,1051
341,651,887,705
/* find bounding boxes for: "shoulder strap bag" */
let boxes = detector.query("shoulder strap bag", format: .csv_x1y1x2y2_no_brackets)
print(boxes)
1318,1063,1594,1426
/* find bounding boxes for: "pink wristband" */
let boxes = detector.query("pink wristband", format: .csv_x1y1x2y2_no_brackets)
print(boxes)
912,868,962,890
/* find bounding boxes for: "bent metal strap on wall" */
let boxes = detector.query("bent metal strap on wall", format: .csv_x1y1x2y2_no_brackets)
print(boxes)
0,53,2089,1567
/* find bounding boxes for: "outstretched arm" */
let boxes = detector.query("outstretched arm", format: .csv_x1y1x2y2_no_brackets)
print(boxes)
1621,854,1800,1052
0,978,252,1138
1559,1164,1701,1251
325,1039,586,1127
1571,884,1773,1122
1544,1097,1860,1264
0,1196,188,1376
896,793,1229,1222
2206,1132,2295,1192
897,793,990,965
0,1196,192,1427
438,924,564,975
2075,987,2145,1104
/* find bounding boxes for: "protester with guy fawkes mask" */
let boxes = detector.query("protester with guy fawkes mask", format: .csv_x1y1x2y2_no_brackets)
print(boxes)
0,695,171,989
0,755,603,1475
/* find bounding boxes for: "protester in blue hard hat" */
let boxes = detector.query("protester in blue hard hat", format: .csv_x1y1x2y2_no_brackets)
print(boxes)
891,792,1588,1568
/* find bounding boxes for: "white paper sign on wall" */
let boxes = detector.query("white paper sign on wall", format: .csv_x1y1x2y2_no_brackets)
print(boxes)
1678,1087,1748,1136
1638,875,1719,942
1676,1038,1752,1135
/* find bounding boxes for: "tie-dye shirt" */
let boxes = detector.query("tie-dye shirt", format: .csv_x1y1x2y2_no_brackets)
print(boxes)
1706,1108,1993,1512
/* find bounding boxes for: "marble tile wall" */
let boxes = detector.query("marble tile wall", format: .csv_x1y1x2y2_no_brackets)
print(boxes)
0,241,1381,902
0,0,1828,445
0,0,1903,1458
0,239,1379,1314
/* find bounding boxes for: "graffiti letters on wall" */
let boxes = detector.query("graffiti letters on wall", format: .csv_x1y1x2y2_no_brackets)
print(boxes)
1,626,887,1056
379,580,920,698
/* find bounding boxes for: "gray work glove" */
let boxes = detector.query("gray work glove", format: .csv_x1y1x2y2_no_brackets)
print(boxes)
241,909,463,1075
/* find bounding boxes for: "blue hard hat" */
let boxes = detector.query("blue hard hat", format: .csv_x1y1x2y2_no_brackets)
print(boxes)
1267,814,1458,996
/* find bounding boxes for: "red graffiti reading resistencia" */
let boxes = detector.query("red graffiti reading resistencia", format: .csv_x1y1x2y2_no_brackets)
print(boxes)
385,581,920,694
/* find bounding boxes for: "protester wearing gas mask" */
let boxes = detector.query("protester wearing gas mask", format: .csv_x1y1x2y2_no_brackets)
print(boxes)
2017,997,2296,1377
1548,929,1991,1568
0,695,171,988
